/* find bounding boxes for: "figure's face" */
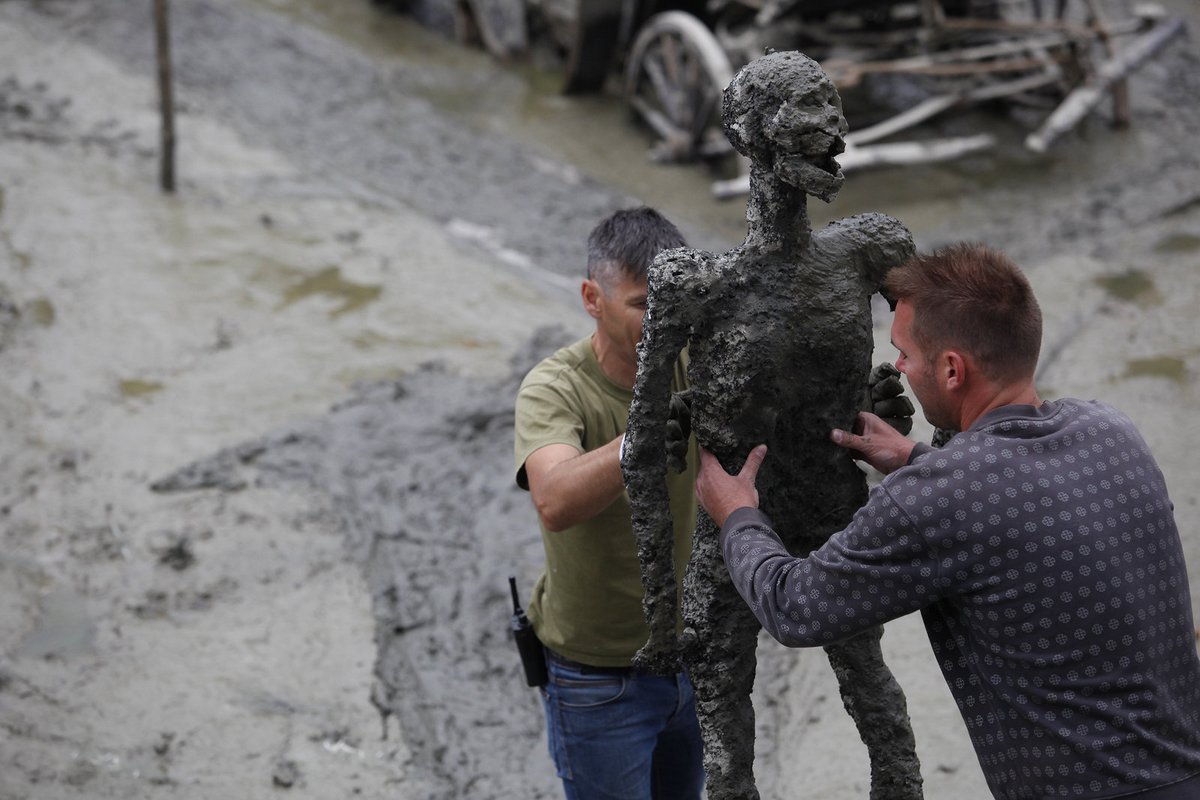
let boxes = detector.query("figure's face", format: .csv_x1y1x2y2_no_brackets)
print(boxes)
892,300,955,430
765,77,848,202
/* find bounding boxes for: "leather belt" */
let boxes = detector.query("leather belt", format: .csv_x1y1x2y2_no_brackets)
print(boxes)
545,648,640,676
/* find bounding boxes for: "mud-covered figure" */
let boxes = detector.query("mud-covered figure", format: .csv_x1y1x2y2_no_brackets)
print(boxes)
621,52,923,800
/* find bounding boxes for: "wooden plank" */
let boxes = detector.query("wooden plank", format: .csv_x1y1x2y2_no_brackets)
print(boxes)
1025,16,1186,153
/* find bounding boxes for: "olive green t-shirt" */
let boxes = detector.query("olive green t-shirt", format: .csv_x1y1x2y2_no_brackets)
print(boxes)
514,335,696,667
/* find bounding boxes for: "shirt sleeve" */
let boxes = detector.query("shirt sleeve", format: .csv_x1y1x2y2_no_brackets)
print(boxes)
907,441,934,464
719,487,939,647
513,380,585,490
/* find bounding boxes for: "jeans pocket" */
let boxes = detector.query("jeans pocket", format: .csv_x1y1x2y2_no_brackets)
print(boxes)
553,673,627,709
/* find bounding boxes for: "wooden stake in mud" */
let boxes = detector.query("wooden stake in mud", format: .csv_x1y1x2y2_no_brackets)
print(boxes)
1025,15,1186,153
153,0,176,193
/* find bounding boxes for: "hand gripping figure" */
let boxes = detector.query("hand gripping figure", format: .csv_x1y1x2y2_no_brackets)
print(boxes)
622,52,923,800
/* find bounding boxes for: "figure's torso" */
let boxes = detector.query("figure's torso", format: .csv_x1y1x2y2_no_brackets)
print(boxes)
684,241,876,550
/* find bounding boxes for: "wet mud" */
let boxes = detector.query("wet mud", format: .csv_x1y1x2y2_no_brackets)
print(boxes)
151,336,572,798
1,0,1198,798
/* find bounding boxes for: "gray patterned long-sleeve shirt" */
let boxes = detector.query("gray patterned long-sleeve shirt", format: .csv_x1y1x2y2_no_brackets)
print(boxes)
721,399,1200,800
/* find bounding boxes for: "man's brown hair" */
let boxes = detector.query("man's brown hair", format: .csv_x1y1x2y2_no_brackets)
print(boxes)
884,243,1042,384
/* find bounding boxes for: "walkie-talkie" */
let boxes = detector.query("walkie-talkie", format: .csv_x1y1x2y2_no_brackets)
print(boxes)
509,576,548,687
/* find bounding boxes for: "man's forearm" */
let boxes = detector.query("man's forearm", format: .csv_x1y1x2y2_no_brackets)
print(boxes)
719,507,897,648
718,507,810,645
532,437,626,531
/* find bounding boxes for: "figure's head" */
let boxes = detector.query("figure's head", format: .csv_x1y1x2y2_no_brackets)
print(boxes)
582,207,687,368
884,243,1042,428
722,51,849,202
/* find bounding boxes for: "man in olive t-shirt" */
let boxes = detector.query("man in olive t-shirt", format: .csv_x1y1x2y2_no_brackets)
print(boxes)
514,337,695,666
513,208,704,800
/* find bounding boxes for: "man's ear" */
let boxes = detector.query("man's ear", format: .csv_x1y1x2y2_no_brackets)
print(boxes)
943,350,968,392
581,279,602,320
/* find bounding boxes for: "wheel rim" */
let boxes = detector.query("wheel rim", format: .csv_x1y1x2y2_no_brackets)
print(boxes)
624,11,735,161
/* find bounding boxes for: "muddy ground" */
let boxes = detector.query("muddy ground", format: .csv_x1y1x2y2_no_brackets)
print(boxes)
0,0,1198,798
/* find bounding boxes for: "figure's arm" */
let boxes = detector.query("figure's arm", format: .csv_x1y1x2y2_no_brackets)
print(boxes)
844,218,962,450
840,212,916,295
857,225,965,450
525,440,625,532
622,248,708,672
823,215,963,456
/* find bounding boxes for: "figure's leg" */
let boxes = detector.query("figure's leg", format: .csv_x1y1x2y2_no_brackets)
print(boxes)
681,512,761,800
628,469,684,674
823,626,924,800
632,504,683,673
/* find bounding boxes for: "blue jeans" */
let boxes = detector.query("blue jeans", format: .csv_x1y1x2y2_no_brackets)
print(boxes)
541,652,704,800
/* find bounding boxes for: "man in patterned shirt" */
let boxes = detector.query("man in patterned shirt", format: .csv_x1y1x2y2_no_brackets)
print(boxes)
695,243,1200,799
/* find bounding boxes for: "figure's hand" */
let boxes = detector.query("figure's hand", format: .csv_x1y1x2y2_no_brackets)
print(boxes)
867,362,914,435
832,412,914,476
666,391,691,473
695,445,767,528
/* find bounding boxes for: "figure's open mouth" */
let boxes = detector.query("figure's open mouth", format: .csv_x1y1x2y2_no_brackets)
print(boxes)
774,144,845,202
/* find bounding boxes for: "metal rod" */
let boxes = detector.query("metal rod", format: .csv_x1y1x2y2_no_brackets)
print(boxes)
153,0,176,193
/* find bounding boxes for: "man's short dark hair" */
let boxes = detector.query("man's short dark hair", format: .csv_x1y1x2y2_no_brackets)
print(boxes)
587,207,687,291
884,243,1042,384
